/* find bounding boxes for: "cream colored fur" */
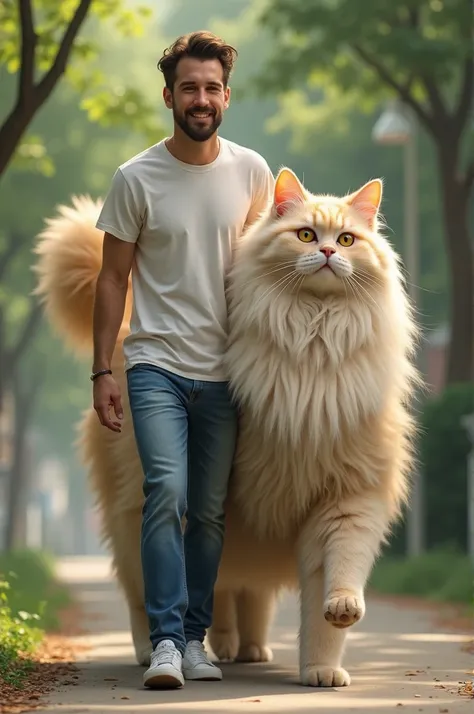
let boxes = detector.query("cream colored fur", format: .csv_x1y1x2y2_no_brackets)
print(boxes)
34,169,420,687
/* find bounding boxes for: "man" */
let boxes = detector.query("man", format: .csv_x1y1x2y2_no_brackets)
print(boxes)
91,30,274,689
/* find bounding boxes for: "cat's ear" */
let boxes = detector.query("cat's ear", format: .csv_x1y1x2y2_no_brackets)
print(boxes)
274,168,306,217
346,179,383,227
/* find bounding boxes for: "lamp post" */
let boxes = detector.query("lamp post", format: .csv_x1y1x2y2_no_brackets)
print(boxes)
372,100,424,557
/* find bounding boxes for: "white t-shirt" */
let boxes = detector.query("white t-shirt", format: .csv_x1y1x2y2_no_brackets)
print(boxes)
96,137,274,381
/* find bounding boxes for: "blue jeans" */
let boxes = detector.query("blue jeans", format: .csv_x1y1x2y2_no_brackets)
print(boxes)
126,363,238,655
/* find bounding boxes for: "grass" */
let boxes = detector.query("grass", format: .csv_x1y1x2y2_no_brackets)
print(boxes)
0,550,71,631
0,550,71,689
0,577,43,688
369,546,473,605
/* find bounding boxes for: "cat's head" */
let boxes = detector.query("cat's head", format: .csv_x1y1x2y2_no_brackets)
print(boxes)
254,168,394,300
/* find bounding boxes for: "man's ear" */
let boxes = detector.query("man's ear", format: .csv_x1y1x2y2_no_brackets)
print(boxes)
163,86,173,109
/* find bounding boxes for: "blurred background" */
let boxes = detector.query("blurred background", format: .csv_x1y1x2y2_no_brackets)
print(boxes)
0,0,472,607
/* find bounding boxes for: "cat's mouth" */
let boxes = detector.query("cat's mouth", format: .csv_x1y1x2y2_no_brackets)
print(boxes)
294,253,350,280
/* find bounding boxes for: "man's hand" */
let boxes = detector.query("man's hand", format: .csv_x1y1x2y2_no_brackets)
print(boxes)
93,374,124,432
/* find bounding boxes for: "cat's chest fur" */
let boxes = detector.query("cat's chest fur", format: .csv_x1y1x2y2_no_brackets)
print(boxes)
226,296,394,538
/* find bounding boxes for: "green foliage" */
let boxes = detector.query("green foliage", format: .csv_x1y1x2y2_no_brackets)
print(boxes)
0,0,162,169
10,135,55,177
369,546,473,604
419,382,474,551
0,1,165,462
382,381,474,557
0,550,71,631
0,577,43,689
257,0,472,113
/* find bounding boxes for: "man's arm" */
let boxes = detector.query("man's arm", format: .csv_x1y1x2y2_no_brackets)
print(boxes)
92,166,142,431
92,233,136,373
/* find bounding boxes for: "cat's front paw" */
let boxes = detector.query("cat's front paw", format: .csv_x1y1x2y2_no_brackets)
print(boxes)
135,643,153,667
301,665,351,687
324,591,365,628
208,630,239,661
236,643,273,663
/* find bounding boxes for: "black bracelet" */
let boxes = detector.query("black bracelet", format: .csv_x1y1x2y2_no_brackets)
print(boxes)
90,369,112,382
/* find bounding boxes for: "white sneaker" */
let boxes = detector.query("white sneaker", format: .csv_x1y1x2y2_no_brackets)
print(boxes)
143,639,184,689
182,640,223,681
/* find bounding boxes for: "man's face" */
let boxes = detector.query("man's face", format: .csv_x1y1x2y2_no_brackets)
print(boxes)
163,57,231,142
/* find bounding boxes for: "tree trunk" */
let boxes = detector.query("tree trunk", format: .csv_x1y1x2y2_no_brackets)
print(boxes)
4,375,38,551
437,147,474,385
0,102,36,178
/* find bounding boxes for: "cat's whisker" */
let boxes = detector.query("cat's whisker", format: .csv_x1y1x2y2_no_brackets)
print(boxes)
343,277,362,305
353,270,384,289
352,274,384,293
242,262,297,288
295,274,306,297
255,260,298,275
252,270,299,310
346,275,379,309
274,272,301,303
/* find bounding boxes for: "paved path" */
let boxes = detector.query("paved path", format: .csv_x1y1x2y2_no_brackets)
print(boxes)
38,556,472,713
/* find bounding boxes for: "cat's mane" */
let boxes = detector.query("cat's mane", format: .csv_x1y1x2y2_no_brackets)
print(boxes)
224,173,420,539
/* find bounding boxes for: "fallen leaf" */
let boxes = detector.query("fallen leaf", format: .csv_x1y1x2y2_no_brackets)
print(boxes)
121,696,130,700
458,680,474,697
104,677,118,681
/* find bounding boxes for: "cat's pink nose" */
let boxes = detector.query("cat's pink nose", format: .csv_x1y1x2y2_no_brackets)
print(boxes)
320,246,336,258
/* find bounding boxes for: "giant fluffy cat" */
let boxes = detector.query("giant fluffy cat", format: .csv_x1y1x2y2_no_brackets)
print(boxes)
34,168,419,687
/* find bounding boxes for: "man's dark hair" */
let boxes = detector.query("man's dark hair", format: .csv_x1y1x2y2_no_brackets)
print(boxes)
157,30,238,90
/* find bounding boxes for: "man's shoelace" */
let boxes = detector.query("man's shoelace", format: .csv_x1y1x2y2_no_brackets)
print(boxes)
151,642,181,667
185,641,214,666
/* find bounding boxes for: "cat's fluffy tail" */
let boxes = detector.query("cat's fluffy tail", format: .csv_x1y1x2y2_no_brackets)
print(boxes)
34,195,131,354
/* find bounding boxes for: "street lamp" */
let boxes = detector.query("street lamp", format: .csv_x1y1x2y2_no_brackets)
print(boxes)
372,99,423,558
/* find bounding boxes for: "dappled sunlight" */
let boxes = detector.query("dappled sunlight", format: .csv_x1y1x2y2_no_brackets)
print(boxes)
78,589,124,603
397,633,472,644
46,691,463,713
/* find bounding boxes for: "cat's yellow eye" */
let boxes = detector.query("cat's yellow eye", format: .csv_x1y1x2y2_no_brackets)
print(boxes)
297,228,316,243
337,232,355,247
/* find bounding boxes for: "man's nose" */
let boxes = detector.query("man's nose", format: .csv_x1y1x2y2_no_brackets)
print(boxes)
194,89,210,106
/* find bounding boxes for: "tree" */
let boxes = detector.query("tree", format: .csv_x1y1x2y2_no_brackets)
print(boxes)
0,0,160,402
254,0,473,385
0,0,161,549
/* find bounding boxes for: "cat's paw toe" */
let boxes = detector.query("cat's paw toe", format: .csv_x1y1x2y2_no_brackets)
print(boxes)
135,644,152,667
236,643,273,663
208,630,239,661
301,665,351,687
324,592,365,628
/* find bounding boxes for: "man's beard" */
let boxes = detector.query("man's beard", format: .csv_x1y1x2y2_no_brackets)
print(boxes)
173,105,222,142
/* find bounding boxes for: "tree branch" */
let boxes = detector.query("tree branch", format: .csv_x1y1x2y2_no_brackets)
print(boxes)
35,0,93,104
455,54,474,133
0,235,26,282
0,0,93,180
420,73,448,122
18,0,36,105
352,43,434,134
